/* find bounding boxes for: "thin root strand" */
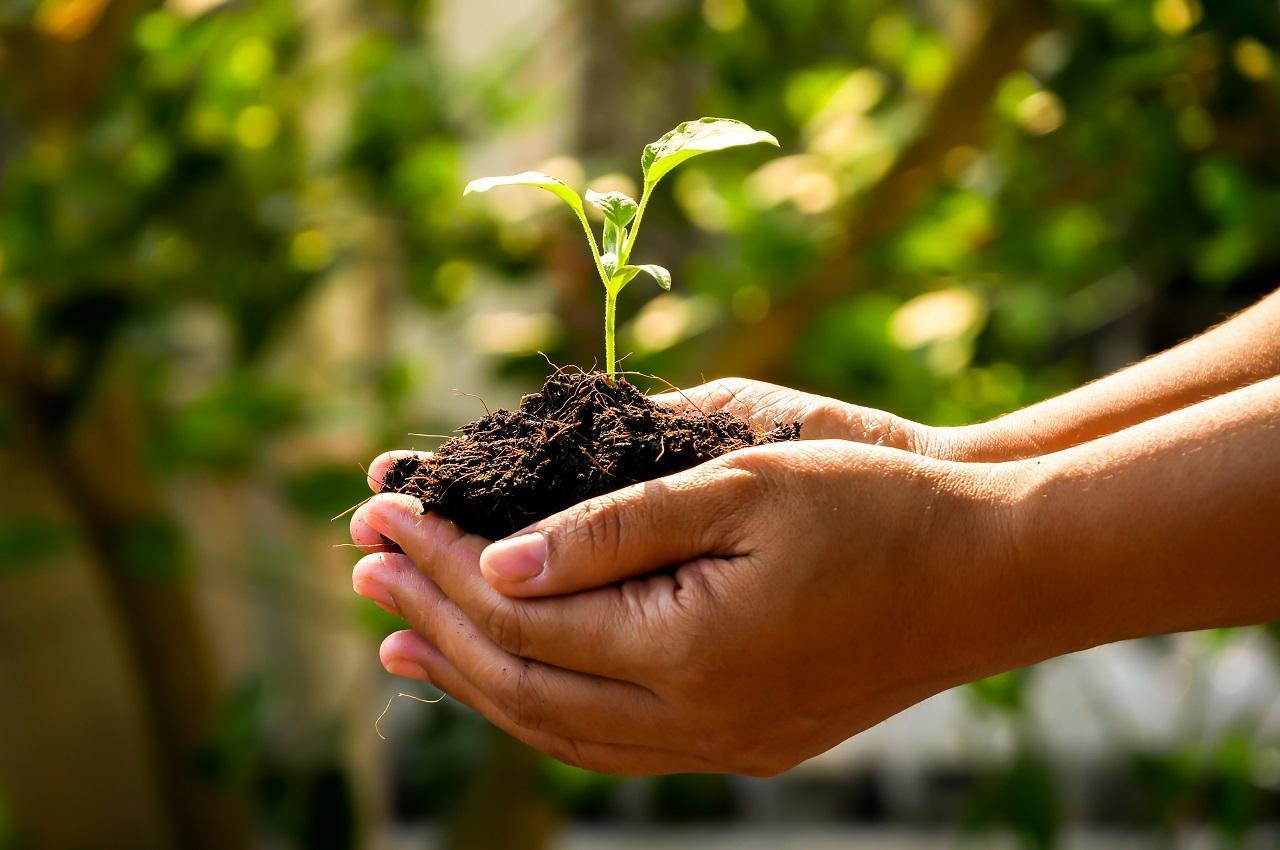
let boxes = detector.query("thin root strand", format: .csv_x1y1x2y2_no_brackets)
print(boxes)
375,691,446,740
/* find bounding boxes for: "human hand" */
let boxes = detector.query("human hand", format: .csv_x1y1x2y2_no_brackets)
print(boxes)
672,289,1280,463
652,376,1023,462
349,439,1025,775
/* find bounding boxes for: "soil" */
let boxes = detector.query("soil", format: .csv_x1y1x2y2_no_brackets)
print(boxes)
380,370,801,539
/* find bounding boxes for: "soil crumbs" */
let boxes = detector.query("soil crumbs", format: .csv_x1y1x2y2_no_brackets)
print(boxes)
381,371,801,539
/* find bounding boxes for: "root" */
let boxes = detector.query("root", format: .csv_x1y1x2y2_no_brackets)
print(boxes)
331,492,373,523
453,388,492,417
375,690,446,740
618,369,711,418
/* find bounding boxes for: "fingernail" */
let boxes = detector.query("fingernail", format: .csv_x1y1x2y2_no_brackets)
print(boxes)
385,658,430,681
482,532,548,582
353,573,400,615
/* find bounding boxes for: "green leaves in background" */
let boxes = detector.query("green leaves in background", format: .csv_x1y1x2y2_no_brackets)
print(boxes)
0,518,78,578
3,0,1280,844
963,752,1060,850
0,786,18,850
285,464,375,525
967,669,1031,715
119,515,189,583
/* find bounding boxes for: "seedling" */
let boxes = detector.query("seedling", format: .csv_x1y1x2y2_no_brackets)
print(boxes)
464,117,779,378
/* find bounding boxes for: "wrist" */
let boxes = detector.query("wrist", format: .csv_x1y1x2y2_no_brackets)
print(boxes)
994,455,1149,668
822,401,1049,463
909,457,1115,686
925,420,1048,463
903,458,1046,685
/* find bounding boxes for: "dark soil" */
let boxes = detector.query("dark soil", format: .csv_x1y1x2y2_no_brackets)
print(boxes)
380,371,801,539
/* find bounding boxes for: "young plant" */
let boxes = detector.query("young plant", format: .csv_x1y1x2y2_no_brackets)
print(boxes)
464,117,779,378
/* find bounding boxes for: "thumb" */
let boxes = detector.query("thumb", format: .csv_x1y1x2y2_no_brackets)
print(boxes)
478,459,751,597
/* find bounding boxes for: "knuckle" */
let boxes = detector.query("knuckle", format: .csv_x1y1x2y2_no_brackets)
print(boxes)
666,645,700,688
546,738,590,771
711,445,758,474
711,445,780,483
510,662,549,730
666,639,712,693
411,591,451,640
482,600,526,656
566,498,627,563
670,560,715,616
697,453,777,537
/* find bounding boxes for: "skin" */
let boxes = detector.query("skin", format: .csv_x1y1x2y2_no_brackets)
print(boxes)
349,290,1280,776
647,288,1280,462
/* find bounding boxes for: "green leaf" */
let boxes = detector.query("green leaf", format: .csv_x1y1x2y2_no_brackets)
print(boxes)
463,171,585,217
587,190,638,257
608,263,638,289
601,252,621,277
585,190,638,227
465,170,609,288
604,220,624,258
614,263,671,291
641,117,779,187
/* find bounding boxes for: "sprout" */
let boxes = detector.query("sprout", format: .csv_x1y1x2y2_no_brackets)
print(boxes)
464,117,779,378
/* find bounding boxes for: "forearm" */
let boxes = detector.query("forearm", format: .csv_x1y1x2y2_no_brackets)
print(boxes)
940,289,1280,461
994,375,1280,670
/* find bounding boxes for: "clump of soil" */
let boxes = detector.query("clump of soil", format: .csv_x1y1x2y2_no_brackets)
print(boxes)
381,371,800,539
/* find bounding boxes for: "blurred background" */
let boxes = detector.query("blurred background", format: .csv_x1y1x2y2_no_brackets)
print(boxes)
1,0,1279,848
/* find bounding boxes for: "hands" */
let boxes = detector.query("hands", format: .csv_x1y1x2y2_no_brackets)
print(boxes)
350,438,1022,775
649,376,1047,462
349,291,1280,775
650,377,989,461
664,289,1280,463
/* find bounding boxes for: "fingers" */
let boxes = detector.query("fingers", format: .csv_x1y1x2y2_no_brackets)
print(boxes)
352,549,671,746
652,376,922,448
651,376,801,420
478,459,752,598
349,492,421,553
378,630,715,775
354,498,651,677
365,450,433,493
650,377,840,437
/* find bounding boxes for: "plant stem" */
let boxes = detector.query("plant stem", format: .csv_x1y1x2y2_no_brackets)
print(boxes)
576,207,619,377
574,209,612,291
604,286,617,378
620,182,652,263
601,182,654,379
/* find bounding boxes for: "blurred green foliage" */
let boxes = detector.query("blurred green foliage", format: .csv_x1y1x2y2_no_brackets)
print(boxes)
1,0,1279,848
